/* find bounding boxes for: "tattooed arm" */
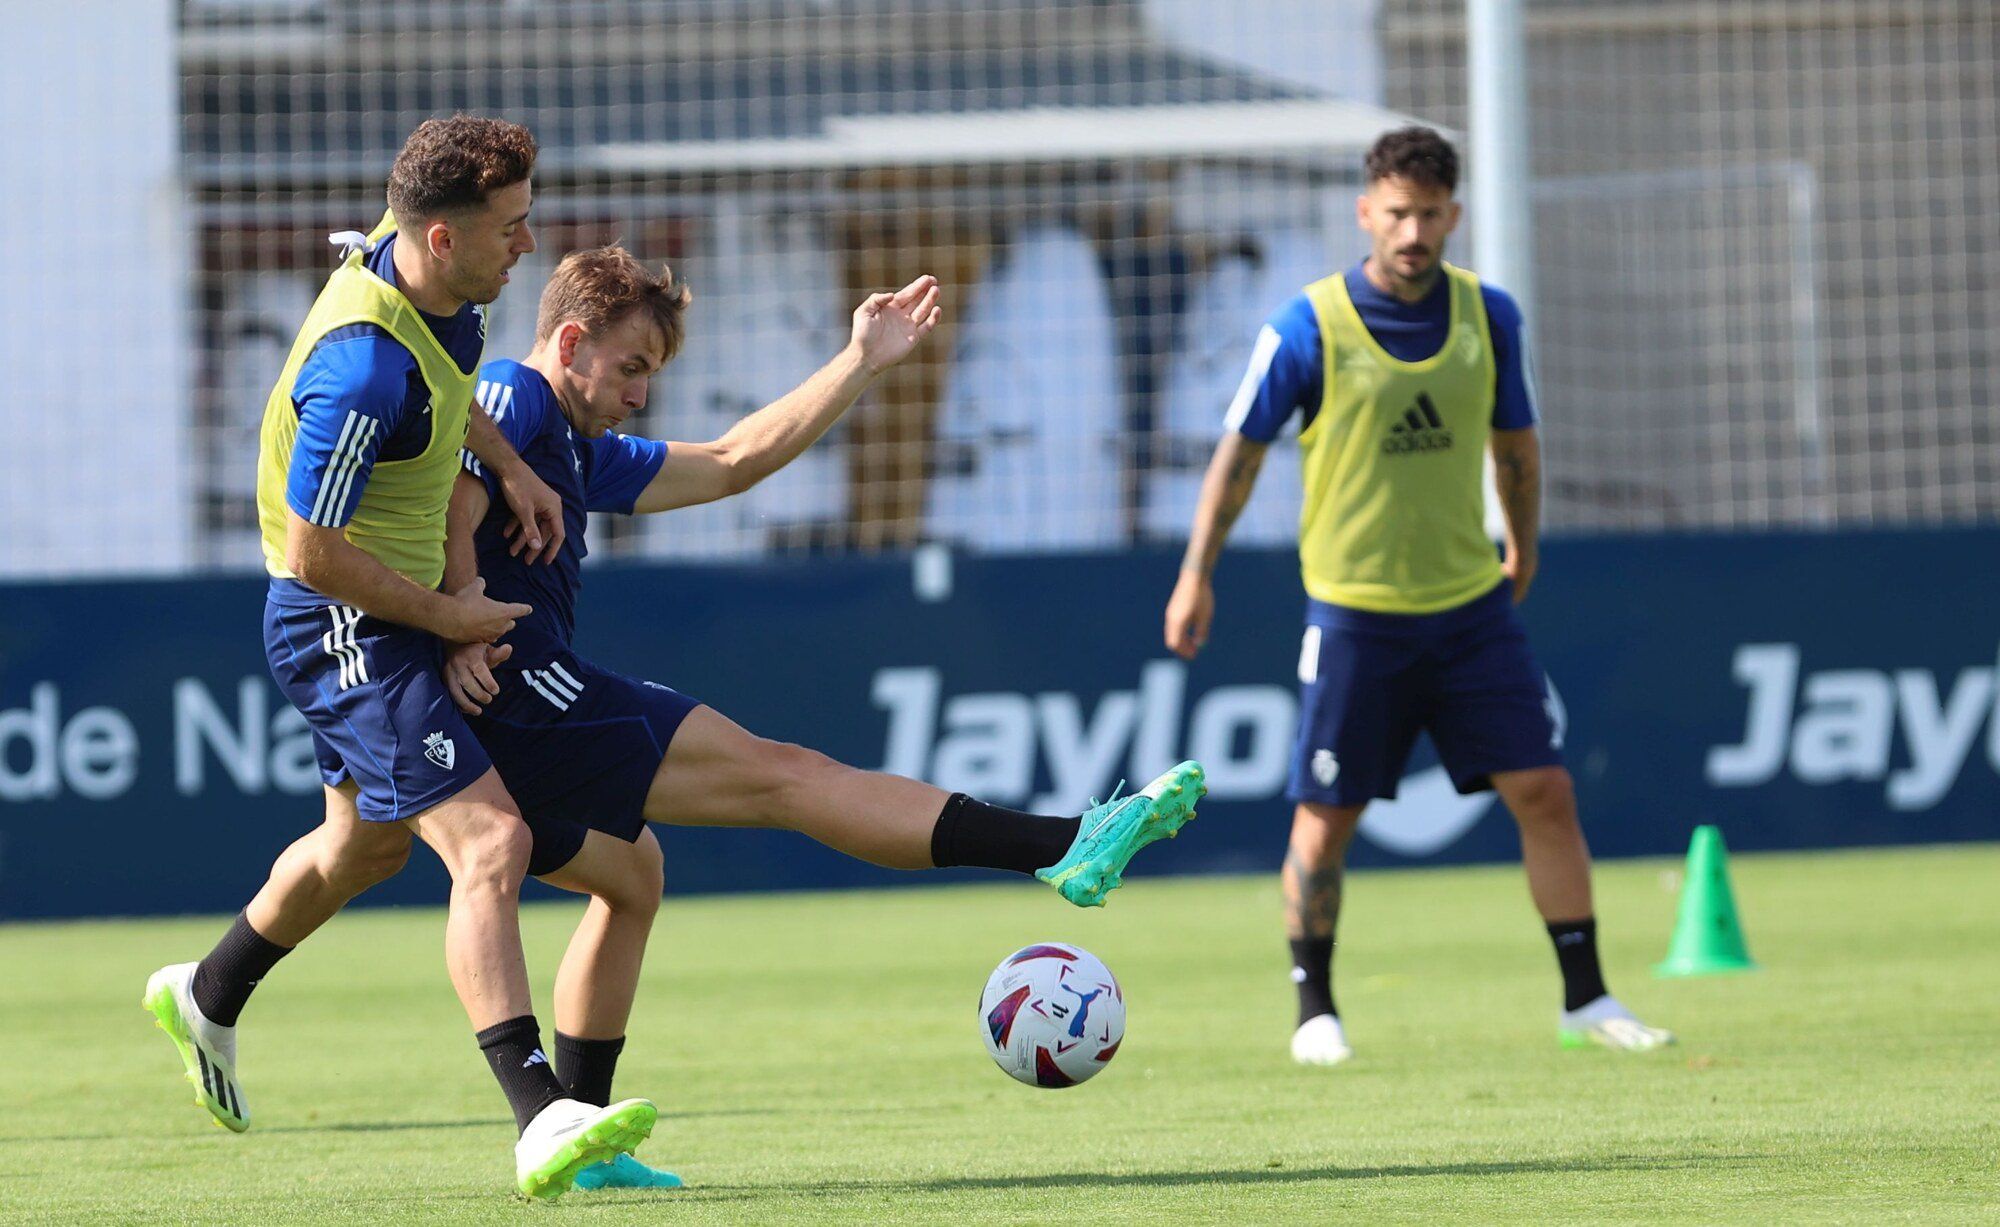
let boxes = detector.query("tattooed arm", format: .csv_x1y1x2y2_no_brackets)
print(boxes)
1491,426,1541,603
1164,432,1269,659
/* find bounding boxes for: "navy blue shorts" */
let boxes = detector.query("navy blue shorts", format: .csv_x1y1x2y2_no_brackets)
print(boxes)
1287,582,1562,807
264,594,493,823
469,649,700,876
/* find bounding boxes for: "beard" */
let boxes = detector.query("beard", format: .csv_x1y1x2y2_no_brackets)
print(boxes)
445,263,506,307
1380,246,1442,287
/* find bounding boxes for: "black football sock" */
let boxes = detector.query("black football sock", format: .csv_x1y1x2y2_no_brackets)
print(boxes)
476,1015,568,1134
928,794,1078,876
1547,918,1609,1012
554,1032,626,1109
1289,936,1337,1026
190,912,294,1027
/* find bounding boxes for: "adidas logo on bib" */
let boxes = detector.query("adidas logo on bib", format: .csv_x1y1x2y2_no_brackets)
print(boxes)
1382,391,1453,454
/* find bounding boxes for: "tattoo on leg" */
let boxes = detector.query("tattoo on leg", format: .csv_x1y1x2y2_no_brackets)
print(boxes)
1282,847,1343,941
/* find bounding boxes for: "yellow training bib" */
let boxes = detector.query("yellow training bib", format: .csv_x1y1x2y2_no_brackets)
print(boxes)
1294,263,1505,615
255,211,479,591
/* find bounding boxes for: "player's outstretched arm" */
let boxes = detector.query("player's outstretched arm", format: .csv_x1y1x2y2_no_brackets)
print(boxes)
1165,431,1268,659
631,275,943,514
1491,426,1542,603
285,508,528,644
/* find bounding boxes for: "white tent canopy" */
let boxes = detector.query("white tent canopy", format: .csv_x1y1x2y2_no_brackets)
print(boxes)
595,99,1436,175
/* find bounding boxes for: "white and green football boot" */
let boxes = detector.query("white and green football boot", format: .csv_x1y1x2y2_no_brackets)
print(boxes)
1037,760,1206,907
515,1097,658,1200
1558,995,1675,1052
142,962,249,1132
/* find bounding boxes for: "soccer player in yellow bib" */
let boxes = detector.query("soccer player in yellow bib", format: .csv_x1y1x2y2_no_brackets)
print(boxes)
1165,127,1672,1064
143,117,661,1198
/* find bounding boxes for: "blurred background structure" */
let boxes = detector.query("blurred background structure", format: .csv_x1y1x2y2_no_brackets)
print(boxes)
5,2,1999,920
5,0,1994,579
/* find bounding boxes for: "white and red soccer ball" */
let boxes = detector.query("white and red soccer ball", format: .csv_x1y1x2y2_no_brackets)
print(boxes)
978,942,1125,1088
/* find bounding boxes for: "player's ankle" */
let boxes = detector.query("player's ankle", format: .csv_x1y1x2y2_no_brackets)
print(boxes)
191,911,293,1028
1289,935,1337,1027
930,793,1075,875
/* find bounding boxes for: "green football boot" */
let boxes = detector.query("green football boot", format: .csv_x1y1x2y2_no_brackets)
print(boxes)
1037,760,1206,907
515,1097,658,1200
143,962,249,1133
573,1152,686,1191
1558,996,1675,1051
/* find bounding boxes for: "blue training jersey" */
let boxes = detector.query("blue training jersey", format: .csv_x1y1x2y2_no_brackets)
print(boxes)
1226,261,1538,443
271,235,487,607
464,359,668,663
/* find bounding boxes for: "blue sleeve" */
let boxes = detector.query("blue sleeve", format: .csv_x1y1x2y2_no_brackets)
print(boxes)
584,434,669,514
462,368,547,491
284,327,412,527
1223,293,1322,442
1483,286,1540,430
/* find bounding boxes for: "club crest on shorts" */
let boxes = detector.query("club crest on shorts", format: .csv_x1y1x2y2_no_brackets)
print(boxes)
423,731,456,771
1311,749,1340,787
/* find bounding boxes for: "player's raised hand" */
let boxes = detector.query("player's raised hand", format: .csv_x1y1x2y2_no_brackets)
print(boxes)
498,465,566,564
441,578,532,644
444,641,513,714
1164,570,1215,660
850,275,943,374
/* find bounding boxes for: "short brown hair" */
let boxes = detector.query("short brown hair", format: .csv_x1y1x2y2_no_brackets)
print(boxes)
1364,126,1459,194
536,246,692,361
386,115,538,224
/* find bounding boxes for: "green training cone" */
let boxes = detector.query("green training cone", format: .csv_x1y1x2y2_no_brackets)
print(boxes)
1654,824,1758,978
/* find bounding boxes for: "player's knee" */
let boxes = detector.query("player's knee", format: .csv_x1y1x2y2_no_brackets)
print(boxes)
342,839,411,891
453,807,534,889
609,833,665,917
1504,768,1576,826
320,828,411,894
1292,804,1363,851
755,739,838,820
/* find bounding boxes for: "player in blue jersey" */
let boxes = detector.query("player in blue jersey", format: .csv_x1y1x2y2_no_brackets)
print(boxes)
428,248,1205,1187
1164,127,1671,1065
144,118,660,1199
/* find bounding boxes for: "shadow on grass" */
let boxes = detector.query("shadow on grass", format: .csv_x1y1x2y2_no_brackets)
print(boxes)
258,1118,513,1136
884,1153,1766,1193
24,1106,776,1145
2,1119,516,1145
256,1105,780,1136
553,1153,1767,1208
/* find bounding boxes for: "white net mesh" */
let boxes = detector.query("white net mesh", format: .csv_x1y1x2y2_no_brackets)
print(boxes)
1,0,1993,578
1386,0,2000,529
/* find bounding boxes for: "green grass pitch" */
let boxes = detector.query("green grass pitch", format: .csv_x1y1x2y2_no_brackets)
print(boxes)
5,845,1998,1224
